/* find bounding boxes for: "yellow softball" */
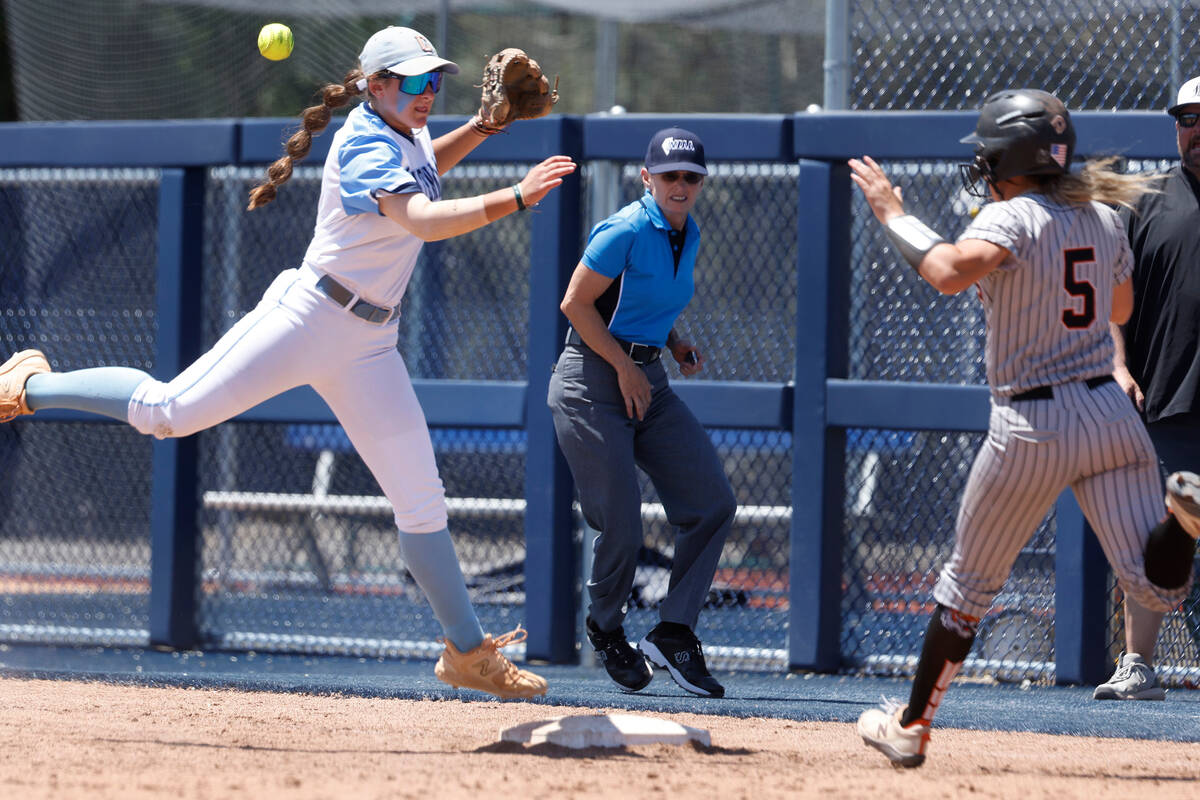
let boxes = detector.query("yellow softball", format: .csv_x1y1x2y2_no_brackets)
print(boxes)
257,23,294,61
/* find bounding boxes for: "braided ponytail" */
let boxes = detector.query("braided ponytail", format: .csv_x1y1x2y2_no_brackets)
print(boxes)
247,69,366,210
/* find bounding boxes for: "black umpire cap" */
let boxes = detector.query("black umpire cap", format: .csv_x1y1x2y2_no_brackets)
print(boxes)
645,128,707,175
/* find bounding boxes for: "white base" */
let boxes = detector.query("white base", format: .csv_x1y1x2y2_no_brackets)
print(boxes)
500,713,711,749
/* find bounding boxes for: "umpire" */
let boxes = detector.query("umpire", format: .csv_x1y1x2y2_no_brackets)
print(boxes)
547,127,735,698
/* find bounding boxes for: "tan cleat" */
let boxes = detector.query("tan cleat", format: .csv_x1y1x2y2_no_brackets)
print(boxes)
1166,471,1200,540
434,625,548,700
0,350,51,424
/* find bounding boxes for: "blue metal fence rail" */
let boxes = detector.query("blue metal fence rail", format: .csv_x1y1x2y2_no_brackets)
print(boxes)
0,111,1175,681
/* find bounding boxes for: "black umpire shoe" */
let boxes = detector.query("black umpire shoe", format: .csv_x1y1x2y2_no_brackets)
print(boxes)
638,622,725,698
586,616,653,692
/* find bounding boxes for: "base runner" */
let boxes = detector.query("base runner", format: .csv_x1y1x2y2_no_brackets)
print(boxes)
848,88,1200,767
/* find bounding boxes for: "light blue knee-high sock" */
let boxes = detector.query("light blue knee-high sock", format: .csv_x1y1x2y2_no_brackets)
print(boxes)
398,528,485,652
25,367,151,422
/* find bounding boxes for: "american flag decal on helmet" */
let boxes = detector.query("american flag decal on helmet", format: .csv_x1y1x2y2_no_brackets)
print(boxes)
1050,143,1068,167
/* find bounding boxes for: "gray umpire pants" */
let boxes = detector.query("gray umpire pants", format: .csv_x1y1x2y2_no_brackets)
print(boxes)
547,343,736,634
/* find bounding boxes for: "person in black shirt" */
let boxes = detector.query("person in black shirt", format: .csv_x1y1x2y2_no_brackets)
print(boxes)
1116,78,1200,455
1107,75,1200,698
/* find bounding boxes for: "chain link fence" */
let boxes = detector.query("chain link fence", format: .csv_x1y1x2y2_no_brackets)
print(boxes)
5,0,1200,679
848,0,1200,112
11,160,795,664
0,167,158,644
195,164,536,654
3,142,1199,679
585,164,797,666
0,159,789,661
7,1,1200,122
2,0,827,121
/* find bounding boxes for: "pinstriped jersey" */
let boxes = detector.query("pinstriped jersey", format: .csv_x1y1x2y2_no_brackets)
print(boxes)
958,194,1132,396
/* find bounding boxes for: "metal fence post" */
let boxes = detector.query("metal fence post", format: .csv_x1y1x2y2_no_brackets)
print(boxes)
1053,491,1111,685
523,116,584,662
789,157,850,671
148,167,205,649
823,0,850,110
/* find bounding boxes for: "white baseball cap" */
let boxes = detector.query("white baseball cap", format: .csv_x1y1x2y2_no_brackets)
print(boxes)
359,26,459,77
1167,75,1200,116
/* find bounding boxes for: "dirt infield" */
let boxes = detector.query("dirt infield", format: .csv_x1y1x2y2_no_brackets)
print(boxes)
1,677,1197,800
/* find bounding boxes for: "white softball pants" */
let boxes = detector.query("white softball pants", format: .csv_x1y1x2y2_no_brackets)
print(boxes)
934,379,1190,618
128,265,447,533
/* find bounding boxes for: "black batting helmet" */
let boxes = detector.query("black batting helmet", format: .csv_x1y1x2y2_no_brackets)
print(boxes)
959,89,1075,197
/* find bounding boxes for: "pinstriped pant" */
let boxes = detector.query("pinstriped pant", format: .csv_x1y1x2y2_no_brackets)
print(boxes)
934,379,1190,618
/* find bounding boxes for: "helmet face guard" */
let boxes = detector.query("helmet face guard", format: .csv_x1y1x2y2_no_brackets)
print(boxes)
958,156,993,198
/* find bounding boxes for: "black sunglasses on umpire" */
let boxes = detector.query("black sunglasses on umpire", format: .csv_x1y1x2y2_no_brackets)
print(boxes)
1176,112,1199,129
658,171,703,185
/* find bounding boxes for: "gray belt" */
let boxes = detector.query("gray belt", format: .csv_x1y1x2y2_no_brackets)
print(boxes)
315,274,399,324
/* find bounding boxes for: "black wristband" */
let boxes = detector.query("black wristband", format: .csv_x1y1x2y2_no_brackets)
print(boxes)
513,184,526,211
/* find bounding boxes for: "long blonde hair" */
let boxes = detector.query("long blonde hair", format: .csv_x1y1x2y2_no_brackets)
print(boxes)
1038,156,1163,210
246,69,366,210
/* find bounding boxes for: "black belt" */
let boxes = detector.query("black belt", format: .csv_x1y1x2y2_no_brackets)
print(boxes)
1010,374,1115,402
565,327,661,365
315,274,399,324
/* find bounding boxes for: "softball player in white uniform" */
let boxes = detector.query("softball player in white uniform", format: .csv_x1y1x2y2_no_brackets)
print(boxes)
847,89,1196,767
0,26,575,700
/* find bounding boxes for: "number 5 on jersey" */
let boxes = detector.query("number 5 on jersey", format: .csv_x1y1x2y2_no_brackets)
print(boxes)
1062,247,1096,329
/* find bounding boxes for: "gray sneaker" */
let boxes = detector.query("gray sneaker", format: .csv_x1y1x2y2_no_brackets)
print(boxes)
1093,652,1166,700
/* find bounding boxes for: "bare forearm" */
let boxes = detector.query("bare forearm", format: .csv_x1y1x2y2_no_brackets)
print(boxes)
1110,320,1145,408
381,190,522,241
1110,322,1130,370
431,121,491,174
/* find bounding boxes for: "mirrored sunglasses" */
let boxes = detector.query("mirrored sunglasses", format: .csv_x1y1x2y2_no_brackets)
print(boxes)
657,171,703,185
384,70,444,95
1176,112,1199,129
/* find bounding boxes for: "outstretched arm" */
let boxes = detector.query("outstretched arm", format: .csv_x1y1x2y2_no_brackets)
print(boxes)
849,155,1008,295
379,155,575,241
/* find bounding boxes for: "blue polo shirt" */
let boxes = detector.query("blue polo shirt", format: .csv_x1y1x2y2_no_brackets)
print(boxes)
581,193,699,347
